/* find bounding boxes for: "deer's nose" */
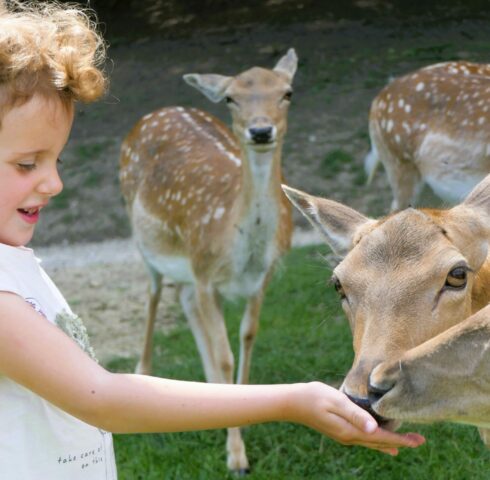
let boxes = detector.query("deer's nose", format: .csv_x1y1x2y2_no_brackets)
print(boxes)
367,368,396,404
346,393,390,425
248,126,274,144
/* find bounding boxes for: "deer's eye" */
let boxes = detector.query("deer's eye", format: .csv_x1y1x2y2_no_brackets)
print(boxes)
225,96,237,105
331,275,346,299
445,266,468,289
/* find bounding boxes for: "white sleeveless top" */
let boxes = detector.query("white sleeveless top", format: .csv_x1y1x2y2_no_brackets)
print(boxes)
0,243,117,479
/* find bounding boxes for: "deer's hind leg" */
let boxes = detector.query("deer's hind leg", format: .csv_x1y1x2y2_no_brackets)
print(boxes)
371,124,424,211
376,142,423,211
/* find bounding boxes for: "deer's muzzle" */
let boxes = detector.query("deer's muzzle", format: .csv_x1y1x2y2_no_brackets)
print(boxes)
248,126,275,144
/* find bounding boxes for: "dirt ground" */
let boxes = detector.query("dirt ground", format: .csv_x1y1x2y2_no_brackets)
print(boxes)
30,2,490,362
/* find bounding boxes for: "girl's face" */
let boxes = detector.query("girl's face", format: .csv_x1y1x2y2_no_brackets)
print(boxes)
0,94,74,246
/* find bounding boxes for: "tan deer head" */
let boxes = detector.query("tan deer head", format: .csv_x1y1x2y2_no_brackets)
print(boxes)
283,174,490,431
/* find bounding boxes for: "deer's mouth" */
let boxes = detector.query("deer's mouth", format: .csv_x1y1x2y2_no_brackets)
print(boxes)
345,393,399,430
248,139,277,151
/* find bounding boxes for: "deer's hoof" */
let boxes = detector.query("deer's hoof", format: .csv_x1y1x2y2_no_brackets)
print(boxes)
233,468,251,476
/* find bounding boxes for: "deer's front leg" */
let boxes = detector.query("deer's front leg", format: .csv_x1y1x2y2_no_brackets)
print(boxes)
184,282,249,473
237,288,265,386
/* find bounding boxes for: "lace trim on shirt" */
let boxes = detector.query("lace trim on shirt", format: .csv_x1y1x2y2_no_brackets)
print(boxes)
55,311,98,363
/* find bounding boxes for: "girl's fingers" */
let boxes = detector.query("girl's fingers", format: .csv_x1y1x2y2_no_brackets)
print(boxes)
330,395,378,433
371,447,399,455
368,428,426,447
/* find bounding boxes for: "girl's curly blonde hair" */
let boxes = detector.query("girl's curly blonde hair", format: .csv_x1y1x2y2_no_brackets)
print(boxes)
0,0,107,114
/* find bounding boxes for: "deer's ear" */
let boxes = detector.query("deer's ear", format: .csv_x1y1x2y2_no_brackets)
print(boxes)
183,74,233,103
463,174,490,223
273,48,298,83
446,174,490,269
282,185,372,257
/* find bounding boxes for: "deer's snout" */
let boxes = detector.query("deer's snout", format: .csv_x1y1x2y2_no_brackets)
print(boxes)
247,125,276,144
345,393,390,425
368,362,399,405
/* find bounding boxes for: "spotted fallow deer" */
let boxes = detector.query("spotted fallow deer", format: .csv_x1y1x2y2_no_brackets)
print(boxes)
366,61,490,211
119,50,296,473
282,173,490,445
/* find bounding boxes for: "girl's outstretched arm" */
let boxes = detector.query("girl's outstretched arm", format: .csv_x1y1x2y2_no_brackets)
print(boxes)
0,293,424,455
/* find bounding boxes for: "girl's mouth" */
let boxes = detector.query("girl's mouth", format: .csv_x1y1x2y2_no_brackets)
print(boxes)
17,207,41,224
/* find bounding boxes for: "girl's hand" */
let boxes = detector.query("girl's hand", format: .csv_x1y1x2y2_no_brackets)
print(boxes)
286,382,425,455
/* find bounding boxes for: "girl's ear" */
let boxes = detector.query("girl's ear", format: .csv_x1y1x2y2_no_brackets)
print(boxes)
183,74,233,103
282,185,373,257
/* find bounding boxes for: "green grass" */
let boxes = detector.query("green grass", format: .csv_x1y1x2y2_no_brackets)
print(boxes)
108,246,490,479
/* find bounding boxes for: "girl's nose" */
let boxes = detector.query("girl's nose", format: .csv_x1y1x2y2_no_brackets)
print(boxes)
37,166,63,197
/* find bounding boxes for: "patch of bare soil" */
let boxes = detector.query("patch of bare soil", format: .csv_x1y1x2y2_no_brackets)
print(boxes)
48,261,178,364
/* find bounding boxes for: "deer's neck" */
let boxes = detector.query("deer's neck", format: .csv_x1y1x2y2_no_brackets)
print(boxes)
219,142,284,297
239,142,283,205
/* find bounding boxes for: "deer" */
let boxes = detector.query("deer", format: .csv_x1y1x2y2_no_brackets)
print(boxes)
282,172,490,446
119,49,296,473
365,61,490,211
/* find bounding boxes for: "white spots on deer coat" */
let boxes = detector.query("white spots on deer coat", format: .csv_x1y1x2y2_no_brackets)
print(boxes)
479,117,486,125
214,206,226,220
398,98,405,108
178,109,242,167
386,119,394,133
201,211,211,225
416,82,425,91
404,104,412,113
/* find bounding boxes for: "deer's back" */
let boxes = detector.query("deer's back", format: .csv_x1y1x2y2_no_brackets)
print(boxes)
120,107,241,208
370,61,490,155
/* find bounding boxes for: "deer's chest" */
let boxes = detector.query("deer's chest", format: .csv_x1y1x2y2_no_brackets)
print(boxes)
220,202,279,298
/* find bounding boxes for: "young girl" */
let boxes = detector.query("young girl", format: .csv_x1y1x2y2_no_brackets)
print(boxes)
0,2,424,478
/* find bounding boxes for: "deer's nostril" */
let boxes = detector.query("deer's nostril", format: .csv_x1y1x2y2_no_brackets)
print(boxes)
249,126,273,144
346,393,390,425
367,378,395,405
347,395,388,425
346,394,371,411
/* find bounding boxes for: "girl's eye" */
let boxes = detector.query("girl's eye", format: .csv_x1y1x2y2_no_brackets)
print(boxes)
17,163,36,171
225,96,237,105
57,157,63,166
283,90,293,101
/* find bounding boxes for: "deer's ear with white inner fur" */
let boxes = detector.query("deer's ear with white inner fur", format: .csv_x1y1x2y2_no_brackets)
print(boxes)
445,174,490,269
281,185,372,257
183,74,233,103
273,48,298,83
463,174,490,223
